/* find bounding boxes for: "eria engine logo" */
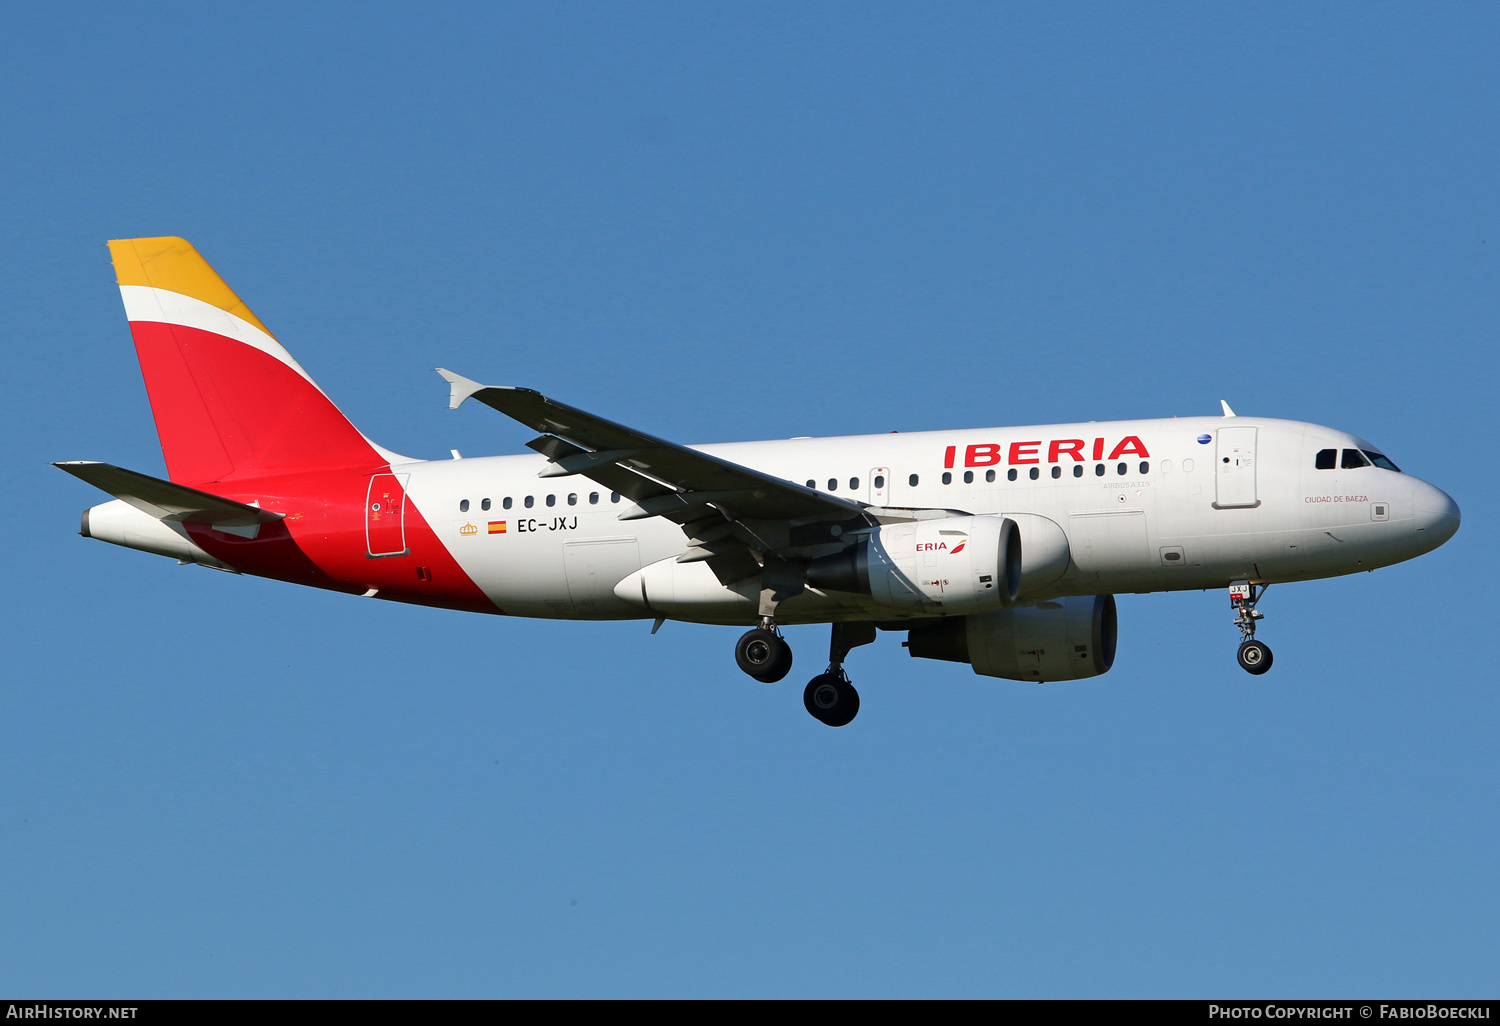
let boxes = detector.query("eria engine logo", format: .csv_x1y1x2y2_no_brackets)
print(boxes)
915,540,967,555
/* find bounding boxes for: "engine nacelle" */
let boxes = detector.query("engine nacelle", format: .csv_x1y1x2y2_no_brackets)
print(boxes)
905,594,1117,682
807,515,1021,615
1005,513,1072,600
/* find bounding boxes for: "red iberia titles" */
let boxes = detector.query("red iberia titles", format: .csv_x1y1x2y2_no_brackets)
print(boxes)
947,436,1150,467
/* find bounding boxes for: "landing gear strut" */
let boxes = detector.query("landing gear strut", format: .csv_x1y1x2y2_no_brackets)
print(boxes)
803,622,875,727
735,617,793,683
1230,581,1273,675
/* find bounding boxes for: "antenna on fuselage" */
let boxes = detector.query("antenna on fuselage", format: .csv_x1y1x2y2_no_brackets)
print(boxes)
1220,400,1237,417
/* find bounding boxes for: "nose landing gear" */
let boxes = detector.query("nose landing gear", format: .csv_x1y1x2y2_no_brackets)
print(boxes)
1230,581,1273,675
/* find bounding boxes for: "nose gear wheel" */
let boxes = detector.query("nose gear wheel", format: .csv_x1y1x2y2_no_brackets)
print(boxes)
1237,639,1273,674
1229,581,1273,675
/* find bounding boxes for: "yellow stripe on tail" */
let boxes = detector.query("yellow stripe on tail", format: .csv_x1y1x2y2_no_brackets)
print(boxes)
107,237,275,339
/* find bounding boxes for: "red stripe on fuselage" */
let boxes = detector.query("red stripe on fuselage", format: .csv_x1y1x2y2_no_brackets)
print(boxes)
183,468,502,615
128,319,498,613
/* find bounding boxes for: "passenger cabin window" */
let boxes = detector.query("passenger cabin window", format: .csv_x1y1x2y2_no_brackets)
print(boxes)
611,492,620,503
1139,461,1149,475
1095,464,1105,476
546,494,556,506
908,474,919,487
1051,466,1061,479
1073,465,1083,478
1315,448,1337,470
1117,462,1127,475
459,499,469,512
849,477,859,490
985,470,995,483
1007,469,1017,481
1029,467,1039,480
874,475,885,488
568,493,577,506
942,472,952,485
806,480,816,489
524,496,534,508
503,497,513,509
1341,449,1371,469
481,498,491,511
963,471,973,484
827,478,838,491
589,492,599,504
1363,450,1401,472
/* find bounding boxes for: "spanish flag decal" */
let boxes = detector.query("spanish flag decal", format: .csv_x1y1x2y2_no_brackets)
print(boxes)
488,521,506,534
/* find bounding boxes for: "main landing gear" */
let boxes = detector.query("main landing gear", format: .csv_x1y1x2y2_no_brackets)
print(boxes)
1230,581,1273,675
803,622,874,727
804,672,859,727
735,619,794,683
733,620,875,726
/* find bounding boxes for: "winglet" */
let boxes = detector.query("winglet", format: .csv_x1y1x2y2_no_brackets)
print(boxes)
436,368,487,410
1220,400,1237,417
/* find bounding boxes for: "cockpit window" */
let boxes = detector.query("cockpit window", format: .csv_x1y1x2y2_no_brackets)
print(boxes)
1315,449,1336,470
1362,450,1401,472
1341,449,1371,469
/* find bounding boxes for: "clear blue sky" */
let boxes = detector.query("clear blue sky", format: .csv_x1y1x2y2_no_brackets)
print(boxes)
2,2,1495,997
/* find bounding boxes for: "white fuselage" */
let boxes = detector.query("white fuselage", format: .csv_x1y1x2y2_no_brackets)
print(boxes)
388,415,1458,624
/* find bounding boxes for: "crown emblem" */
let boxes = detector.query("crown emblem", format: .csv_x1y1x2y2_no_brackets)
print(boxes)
459,522,478,536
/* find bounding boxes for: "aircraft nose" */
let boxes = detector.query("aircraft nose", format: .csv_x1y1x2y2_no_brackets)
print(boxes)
1412,481,1460,551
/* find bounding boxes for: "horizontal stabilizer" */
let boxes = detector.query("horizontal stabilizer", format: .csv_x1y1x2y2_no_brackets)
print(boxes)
54,461,284,538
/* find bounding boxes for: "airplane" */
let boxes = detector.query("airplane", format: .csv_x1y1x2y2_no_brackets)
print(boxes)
57,237,1462,726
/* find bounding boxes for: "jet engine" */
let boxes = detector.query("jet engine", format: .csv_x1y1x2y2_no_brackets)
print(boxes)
1004,513,1072,600
905,594,1117,682
807,515,1021,614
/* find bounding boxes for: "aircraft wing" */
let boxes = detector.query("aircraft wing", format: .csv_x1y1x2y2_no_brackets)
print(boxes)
54,461,285,533
438,370,872,581
438,370,865,522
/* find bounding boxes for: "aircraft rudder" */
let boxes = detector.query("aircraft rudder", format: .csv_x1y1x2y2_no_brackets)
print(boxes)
107,236,391,485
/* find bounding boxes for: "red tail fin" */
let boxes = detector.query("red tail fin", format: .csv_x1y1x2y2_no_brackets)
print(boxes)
108,237,398,486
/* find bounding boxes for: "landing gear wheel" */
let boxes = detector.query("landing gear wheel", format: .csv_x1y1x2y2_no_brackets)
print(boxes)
735,627,793,683
803,673,860,727
1237,639,1273,675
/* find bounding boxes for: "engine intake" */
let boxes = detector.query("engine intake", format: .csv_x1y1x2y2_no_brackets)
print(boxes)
906,594,1117,682
807,515,1020,614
